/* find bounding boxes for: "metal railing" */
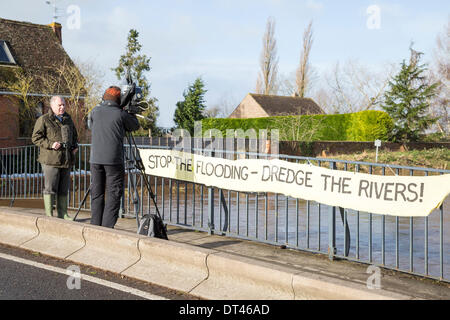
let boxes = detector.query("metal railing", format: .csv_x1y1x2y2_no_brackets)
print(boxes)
0,142,449,283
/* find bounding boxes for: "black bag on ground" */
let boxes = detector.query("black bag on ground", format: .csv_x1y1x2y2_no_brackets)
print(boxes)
137,213,168,240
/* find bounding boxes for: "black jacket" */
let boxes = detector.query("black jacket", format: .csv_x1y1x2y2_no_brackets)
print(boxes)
88,100,140,165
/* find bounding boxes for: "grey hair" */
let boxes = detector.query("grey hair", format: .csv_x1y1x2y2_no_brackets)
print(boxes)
50,95,65,106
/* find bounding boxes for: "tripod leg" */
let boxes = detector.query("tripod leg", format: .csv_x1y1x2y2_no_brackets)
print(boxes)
128,168,141,228
125,132,167,239
72,185,90,221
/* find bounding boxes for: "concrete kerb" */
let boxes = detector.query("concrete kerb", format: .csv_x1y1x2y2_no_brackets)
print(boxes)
190,251,297,300
20,217,86,259
122,236,215,294
0,209,39,247
0,209,418,300
291,272,412,300
66,225,141,274
190,252,416,300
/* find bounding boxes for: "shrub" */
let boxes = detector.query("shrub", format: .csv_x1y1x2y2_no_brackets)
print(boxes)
201,110,393,141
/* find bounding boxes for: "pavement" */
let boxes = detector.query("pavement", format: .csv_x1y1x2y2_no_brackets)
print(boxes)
0,204,449,300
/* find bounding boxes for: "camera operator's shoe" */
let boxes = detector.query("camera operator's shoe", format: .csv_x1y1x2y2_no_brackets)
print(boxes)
43,194,54,217
56,195,72,220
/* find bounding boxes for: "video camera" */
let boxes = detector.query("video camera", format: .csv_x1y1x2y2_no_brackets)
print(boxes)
120,71,146,115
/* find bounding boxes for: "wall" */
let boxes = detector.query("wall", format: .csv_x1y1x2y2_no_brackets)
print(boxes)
0,95,41,148
0,95,20,148
229,94,268,119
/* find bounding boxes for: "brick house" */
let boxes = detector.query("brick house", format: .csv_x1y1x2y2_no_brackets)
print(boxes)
229,93,325,119
0,18,80,148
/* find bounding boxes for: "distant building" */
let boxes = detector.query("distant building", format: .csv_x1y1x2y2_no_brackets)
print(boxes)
0,18,79,148
229,93,325,119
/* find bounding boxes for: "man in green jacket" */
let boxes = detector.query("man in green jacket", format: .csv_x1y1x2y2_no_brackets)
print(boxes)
32,96,78,219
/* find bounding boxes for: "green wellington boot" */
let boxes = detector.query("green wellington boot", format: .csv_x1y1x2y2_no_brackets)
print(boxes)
43,194,54,217
56,195,72,220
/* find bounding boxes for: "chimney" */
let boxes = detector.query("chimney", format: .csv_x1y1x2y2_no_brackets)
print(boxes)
48,22,62,44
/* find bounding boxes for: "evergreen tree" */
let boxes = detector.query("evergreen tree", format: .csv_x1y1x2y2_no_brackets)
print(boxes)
113,29,160,136
381,48,439,142
173,77,207,135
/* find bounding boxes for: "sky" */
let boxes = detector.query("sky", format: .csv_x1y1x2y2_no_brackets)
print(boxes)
1,0,448,127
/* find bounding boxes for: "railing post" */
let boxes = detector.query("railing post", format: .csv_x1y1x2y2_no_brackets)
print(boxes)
207,139,215,235
24,147,28,199
208,187,215,235
328,161,337,260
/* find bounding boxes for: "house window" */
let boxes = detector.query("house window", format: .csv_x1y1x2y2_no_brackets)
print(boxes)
35,101,44,118
0,40,16,65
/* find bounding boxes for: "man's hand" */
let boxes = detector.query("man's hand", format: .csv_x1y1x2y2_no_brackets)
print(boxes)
52,142,62,150
72,148,78,155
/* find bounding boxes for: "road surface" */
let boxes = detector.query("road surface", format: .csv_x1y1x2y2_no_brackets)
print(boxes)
0,243,200,300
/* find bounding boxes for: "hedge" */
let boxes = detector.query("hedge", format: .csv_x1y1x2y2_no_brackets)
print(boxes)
201,110,393,141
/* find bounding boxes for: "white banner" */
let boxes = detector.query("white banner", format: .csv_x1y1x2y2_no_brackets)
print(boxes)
138,149,450,217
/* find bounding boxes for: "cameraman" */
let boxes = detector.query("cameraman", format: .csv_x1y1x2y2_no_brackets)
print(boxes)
88,86,140,228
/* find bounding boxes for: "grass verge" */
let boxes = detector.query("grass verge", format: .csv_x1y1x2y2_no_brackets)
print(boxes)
326,148,449,170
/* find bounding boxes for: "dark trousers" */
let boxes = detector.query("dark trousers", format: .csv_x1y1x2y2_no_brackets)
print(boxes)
90,163,124,228
42,165,70,196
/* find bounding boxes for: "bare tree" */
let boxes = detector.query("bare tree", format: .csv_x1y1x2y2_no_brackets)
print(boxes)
295,20,314,97
271,114,325,141
0,59,104,141
310,86,335,114
59,60,104,141
428,19,449,136
204,93,239,118
0,69,38,136
38,59,104,141
256,17,279,95
322,59,395,113
0,69,34,115
74,59,105,114
255,75,263,95
277,71,296,96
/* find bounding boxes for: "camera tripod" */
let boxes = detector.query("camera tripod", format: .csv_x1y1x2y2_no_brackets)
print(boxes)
72,132,164,233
